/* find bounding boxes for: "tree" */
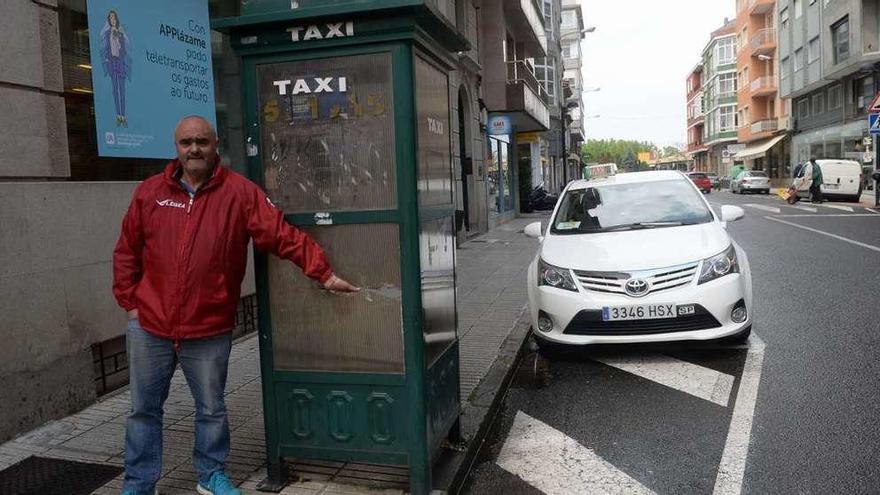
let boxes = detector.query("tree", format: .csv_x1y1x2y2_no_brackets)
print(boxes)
662,145,681,157
580,139,657,167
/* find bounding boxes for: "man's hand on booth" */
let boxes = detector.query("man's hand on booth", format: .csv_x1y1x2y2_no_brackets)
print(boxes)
323,274,361,293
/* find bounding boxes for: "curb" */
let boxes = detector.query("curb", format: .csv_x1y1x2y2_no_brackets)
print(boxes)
432,307,533,494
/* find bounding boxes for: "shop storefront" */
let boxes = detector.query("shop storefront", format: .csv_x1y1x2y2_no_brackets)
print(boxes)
487,134,515,218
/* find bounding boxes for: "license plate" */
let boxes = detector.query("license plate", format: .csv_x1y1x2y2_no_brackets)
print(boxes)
602,304,677,321
824,184,838,190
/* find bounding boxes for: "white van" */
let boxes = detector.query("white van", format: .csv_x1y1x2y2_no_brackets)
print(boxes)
798,159,863,201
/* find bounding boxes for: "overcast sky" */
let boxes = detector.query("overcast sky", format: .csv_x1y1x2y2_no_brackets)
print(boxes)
578,0,735,148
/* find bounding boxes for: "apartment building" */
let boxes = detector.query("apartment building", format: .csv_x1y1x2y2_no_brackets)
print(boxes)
534,0,566,194
733,0,791,182
561,0,588,183
778,0,879,186
702,19,741,177
481,0,551,224
686,63,709,171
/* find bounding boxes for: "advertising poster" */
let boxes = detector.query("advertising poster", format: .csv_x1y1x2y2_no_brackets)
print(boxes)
86,0,216,158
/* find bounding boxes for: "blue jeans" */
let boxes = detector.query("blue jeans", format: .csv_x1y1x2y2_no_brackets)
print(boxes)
123,319,232,493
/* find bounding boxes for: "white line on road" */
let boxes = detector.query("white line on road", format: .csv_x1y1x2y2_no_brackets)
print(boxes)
743,204,781,213
497,411,656,495
594,354,735,407
866,208,879,214
789,205,818,213
713,333,766,495
820,204,854,212
766,217,880,252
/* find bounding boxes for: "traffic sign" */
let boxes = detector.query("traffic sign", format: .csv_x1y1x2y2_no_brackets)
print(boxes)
869,93,880,113
870,113,880,134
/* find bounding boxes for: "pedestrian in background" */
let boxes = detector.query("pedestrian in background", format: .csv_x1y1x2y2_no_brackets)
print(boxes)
807,157,823,203
113,116,359,495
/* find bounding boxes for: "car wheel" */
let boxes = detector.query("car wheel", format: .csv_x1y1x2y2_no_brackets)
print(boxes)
763,190,770,195
533,335,568,358
718,325,751,345
706,189,712,194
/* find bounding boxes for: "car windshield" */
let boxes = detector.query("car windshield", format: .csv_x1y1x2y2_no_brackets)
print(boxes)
551,178,714,234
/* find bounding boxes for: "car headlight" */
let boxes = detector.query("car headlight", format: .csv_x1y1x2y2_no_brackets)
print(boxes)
538,259,578,291
698,245,739,285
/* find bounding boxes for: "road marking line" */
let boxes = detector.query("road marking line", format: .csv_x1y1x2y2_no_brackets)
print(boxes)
766,217,880,252
866,208,879,214
820,204,854,212
789,205,817,213
594,354,735,407
743,204,781,213
498,411,656,495
713,333,766,495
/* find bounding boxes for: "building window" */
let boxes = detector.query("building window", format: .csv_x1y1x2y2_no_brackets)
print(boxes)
563,40,579,59
798,99,810,119
717,37,737,65
812,92,825,114
780,7,790,31
828,84,843,109
794,47,804,71
561,10,577,29
832,17,850,64
781,56,791,77
808,36,820,62
719,106,736,132
718,73,737,96
794,0,803,19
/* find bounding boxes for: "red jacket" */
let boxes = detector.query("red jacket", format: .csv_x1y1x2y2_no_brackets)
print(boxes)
113,161,333,341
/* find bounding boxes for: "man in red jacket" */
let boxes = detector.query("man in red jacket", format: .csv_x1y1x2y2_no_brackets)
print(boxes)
113,116,358,495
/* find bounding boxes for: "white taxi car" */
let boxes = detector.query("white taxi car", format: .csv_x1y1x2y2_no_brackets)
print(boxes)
524,171,752,350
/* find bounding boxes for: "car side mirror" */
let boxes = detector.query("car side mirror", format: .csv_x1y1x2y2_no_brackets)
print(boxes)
523,221,543,238
721,205,745,223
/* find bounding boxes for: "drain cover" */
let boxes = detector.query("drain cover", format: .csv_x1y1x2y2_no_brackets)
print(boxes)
0,456,122,495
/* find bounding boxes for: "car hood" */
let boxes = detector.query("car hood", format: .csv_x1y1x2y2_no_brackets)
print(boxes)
541,222,730,271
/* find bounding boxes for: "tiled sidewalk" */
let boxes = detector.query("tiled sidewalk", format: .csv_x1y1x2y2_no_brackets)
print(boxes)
0,216,544,494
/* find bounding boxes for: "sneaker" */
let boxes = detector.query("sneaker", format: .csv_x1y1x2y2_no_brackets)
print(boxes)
196,471,240,495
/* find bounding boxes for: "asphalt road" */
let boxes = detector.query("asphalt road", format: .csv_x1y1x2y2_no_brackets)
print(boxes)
462,189,880,495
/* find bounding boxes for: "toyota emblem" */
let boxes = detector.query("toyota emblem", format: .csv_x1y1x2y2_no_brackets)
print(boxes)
624,278,650,297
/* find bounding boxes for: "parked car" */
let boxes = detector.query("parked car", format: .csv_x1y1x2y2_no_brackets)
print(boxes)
730,170,770,194
687,172,713,194
523,171,752,352
795,159,863,202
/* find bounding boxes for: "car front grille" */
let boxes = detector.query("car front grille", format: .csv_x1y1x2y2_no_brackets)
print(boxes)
563,305,721,336
573,262,699,297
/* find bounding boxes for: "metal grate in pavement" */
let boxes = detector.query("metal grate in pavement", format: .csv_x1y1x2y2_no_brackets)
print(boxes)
285,458,408,490
0,456,123,495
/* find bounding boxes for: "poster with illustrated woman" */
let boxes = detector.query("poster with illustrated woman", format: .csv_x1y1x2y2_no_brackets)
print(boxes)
101,9,131,127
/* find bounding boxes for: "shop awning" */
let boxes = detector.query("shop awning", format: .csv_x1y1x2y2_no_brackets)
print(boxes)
733,134,786,160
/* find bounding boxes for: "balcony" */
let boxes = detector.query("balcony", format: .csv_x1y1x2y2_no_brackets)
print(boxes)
750,76,777,97
751,119,779,134
750,28,776,57
504,60,551,131
748,0,774,15
503,0,547,57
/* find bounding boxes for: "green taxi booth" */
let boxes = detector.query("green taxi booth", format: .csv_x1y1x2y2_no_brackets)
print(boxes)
212,2,467,493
